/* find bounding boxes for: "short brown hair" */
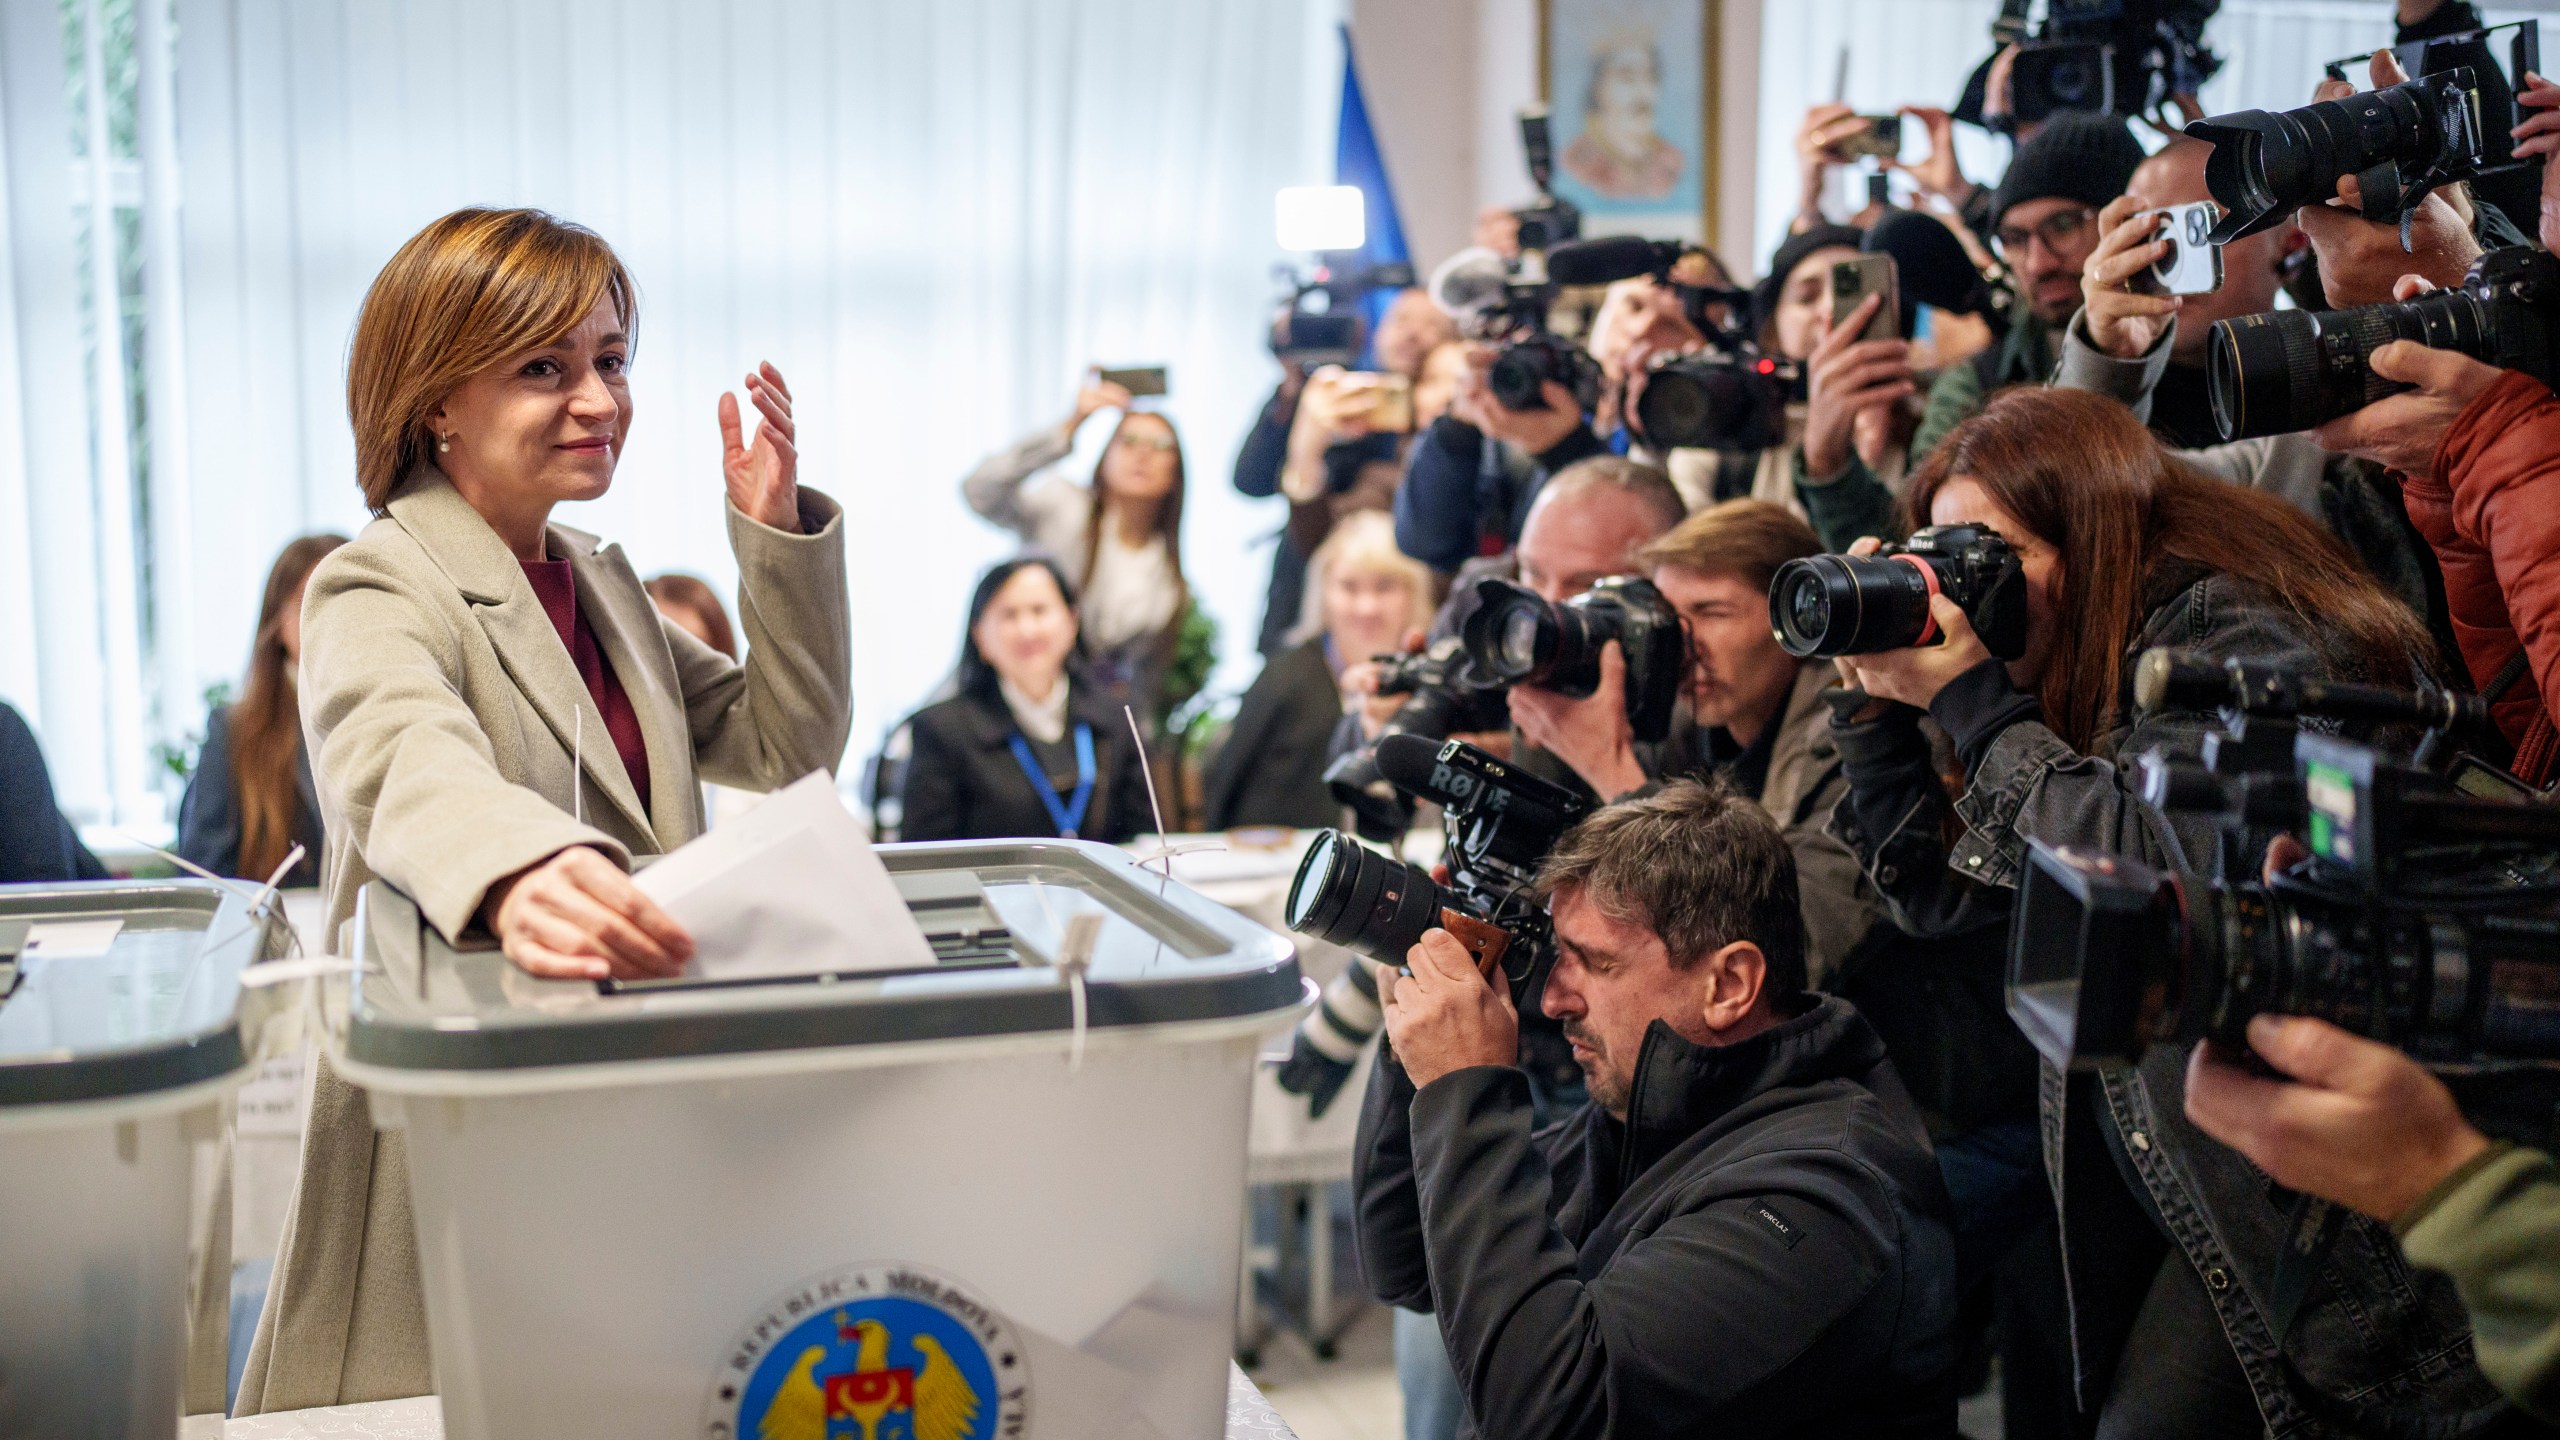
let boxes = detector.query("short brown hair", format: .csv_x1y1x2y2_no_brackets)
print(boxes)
1537,455,1686,535
1637,498,1822,595
347,209,638,513
1533,778,1806,996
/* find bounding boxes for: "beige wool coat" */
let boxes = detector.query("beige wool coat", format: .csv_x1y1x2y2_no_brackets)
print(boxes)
233,467,851,1413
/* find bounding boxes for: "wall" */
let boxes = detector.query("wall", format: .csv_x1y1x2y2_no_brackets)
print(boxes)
1353,0,1762,277
1348,0,1480,271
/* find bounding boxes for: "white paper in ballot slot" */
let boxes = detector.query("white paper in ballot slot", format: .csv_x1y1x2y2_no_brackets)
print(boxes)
636,771,937,980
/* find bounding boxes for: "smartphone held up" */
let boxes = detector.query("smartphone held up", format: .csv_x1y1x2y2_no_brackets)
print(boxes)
1831,254,1901,342
2138,201,2224,297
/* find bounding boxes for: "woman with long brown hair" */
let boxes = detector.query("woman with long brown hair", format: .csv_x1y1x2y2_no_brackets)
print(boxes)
959,371,1194,717
175,533,347,885
1824,386,2479,1437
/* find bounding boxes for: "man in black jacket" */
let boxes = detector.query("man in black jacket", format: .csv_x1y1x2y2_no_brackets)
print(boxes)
1356,780,1960,1439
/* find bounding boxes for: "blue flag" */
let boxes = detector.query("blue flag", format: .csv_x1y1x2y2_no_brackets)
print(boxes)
1335,25,1411,365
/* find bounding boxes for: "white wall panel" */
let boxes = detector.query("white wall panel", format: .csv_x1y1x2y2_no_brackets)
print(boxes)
165,0,1332,780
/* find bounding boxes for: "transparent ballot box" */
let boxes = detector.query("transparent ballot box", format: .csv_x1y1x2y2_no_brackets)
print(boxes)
0,881,282,1440
332,840,1307,1440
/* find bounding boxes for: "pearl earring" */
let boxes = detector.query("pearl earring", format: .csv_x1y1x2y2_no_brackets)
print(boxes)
438,434,451,453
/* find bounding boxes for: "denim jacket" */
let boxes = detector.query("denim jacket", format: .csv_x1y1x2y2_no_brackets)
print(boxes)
1826,564,2513,1433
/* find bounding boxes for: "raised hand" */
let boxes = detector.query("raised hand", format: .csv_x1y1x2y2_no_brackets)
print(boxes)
2510,70,2560,252
2081,196,2182,359
1801,296,1915,481
719,361,799,532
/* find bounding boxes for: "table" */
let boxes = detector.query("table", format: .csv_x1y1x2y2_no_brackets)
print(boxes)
183,1363,1298,1437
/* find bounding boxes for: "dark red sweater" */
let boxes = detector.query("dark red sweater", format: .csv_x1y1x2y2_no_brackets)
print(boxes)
519,558,651,812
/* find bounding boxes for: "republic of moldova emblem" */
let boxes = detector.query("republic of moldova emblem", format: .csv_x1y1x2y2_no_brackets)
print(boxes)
707,1265,1028,1440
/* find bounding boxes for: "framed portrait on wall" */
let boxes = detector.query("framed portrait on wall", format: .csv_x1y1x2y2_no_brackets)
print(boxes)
1540,0,1716,244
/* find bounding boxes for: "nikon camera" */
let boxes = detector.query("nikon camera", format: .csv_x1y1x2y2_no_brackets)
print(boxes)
1768,524,2029,661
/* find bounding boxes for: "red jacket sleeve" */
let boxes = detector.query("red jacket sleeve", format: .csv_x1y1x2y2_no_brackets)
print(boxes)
2425,371,2560,750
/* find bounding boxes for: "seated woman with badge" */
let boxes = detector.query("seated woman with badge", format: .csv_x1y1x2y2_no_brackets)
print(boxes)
900,557,1158,844
234,207,852,1413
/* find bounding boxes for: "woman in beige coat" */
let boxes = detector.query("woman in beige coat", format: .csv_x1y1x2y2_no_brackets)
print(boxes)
235,208,852,1411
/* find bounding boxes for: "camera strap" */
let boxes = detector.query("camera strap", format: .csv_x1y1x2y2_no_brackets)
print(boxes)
1008,723,1097,840
2267,1192,2515,1437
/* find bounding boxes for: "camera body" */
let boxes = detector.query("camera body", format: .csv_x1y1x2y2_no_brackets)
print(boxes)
1490,332,1605,414
2206,245,2560,441
1322,638,1511,842
2008,647,2560,1072
2137,200,2224,296
1631,350,1802,452
1458,576,1689,743
1289,735,1593,1013
1769,523,2030,661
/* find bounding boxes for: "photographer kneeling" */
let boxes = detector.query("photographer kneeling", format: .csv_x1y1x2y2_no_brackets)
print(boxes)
1355,780,1959,1439
1819,386,2490,1432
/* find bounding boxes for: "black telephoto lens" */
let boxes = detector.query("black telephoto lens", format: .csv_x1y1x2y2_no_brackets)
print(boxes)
2203,248,2560,441
1768,553,1937,658
1286,829,1453,968
2190,71,2483,242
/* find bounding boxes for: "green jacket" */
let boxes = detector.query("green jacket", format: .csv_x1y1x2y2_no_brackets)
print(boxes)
2400,1143,2560,1422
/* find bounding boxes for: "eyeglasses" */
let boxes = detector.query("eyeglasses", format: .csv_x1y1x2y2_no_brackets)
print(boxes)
1993,206,2098,260
1114,431,1177,453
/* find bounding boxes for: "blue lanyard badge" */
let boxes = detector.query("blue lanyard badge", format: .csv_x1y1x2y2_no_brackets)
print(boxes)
1007,723,1096,839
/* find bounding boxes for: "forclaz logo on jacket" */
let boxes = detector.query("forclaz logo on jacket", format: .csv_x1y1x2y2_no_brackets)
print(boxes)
704,1264,1030,1440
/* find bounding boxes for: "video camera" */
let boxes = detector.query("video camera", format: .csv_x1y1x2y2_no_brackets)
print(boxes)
2189,20,2540,245
1769,524,2030,661
1958,0,2221,133
1429,110,1600,414
2008,646,2560,1072
1289,734,1592,1014
1320,575,1688,842
1271,258,1416,368
2204,244,2560,442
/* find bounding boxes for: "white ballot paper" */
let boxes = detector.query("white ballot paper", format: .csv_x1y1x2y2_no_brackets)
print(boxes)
636,771,937,981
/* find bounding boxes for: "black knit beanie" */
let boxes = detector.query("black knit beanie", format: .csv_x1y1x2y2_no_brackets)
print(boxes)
1752,224,1866,336
1988,113,2145,230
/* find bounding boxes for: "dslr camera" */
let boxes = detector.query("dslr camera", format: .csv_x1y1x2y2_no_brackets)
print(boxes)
1322,637,1513,842
1768,523,2030,661
1290,734,1592,1014
1320,575,1688,841
2190,20,2539,243
1631,349,1805,453
2010,647,2560,1071
1459,576,1689,743
2206,245,2560,441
